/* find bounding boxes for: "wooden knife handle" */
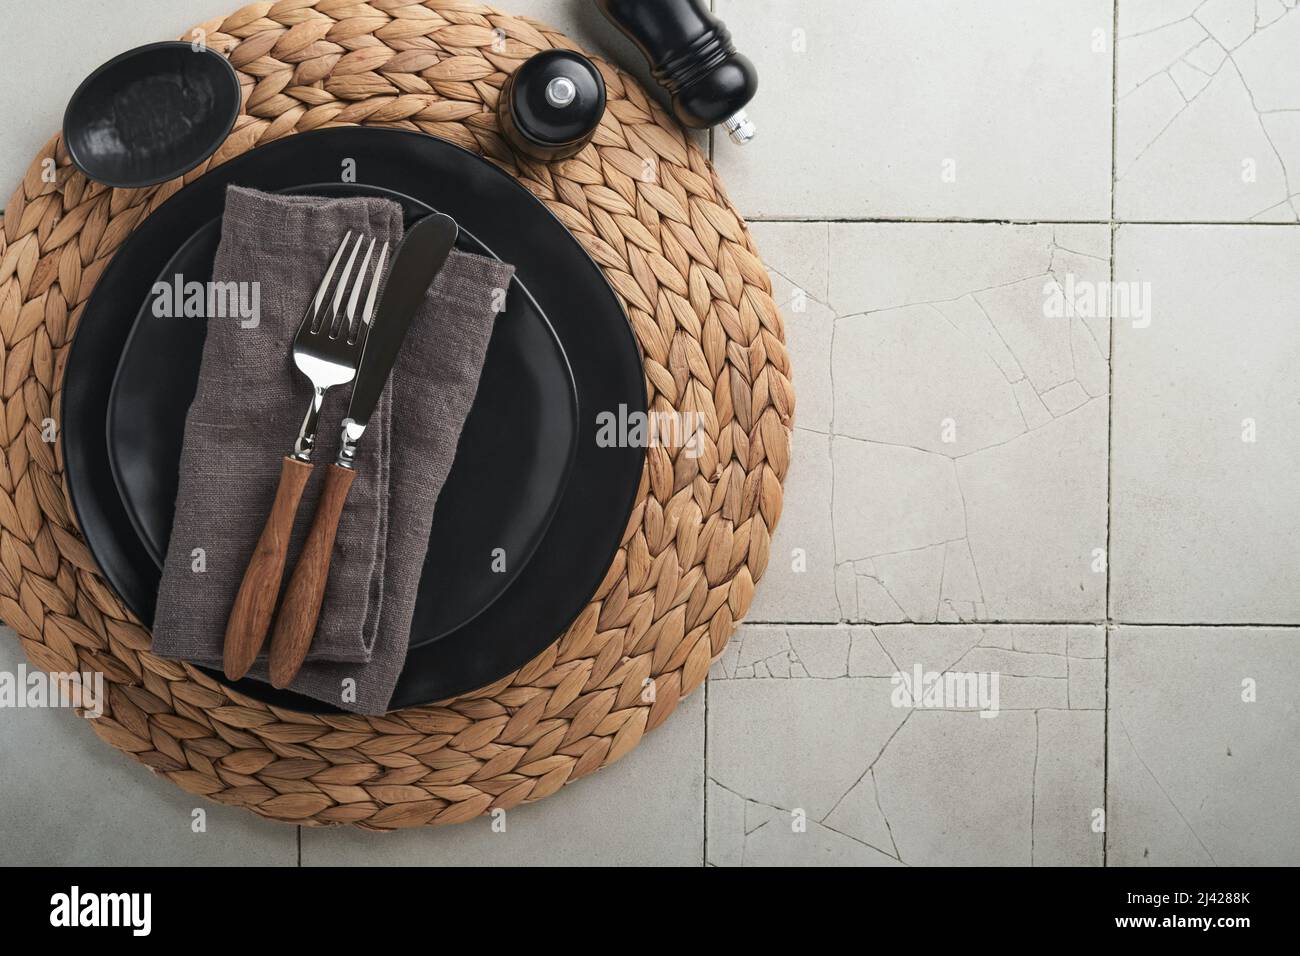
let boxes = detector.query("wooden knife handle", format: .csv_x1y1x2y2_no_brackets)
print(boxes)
223,456,313,680
268,463,357,688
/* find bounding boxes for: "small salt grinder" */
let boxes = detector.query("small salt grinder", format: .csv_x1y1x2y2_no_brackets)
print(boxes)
498,49,607,161
594,0,758,144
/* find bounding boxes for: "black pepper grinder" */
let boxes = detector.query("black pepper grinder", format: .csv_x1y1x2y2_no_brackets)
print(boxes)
594,0,758,144
498,49,607,161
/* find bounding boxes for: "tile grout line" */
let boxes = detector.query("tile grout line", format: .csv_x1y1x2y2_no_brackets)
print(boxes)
1104,624,1111,868
741,620,1300,629
746,217,1300,226
702,679,709,867
1104,0,1119,870
1110,0,1119,226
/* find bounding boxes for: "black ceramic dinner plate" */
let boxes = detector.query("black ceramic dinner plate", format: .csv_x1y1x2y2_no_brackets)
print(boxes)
63,127,647,710
107,182,577,649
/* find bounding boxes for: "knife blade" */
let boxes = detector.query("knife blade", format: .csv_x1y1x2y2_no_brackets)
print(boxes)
337,212,458,466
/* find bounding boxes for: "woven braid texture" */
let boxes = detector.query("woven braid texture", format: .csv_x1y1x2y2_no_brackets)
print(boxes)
0,0,792,829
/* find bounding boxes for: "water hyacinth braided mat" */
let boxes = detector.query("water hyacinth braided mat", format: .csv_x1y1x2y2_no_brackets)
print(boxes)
0,0,792,828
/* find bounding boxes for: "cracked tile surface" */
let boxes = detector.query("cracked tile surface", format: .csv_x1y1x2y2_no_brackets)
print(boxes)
1116,0,1300,221
707,624,1106,866
1108,626,1300,865
748,222,1109,625
1111,225,1300,622
714,0,1113,220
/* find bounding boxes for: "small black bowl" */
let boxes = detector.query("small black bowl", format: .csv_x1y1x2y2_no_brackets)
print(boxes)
63,41,241,189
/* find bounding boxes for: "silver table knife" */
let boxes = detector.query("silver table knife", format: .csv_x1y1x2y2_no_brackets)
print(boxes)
267,213,460,688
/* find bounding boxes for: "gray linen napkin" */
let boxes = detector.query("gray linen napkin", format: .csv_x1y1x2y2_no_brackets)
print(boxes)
150,185,514,714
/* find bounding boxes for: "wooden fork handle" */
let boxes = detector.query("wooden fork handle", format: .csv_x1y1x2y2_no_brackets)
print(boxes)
268,464,357,688
223,456,313,680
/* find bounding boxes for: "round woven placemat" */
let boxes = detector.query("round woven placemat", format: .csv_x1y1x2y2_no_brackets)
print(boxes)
0,0,791,828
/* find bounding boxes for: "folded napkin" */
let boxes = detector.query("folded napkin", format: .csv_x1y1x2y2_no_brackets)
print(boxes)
151,186,514,714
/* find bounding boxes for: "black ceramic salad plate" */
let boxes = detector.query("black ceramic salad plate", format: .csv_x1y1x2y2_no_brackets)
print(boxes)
63,127,647,709
107,182,577,649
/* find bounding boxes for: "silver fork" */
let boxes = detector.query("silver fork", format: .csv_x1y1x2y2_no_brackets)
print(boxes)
289,231,390,463
223,231,390,681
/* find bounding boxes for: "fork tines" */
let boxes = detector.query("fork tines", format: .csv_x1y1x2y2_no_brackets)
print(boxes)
302,231,390,342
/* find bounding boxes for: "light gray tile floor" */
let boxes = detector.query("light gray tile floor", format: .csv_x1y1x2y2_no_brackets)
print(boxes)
0,631,297,865
714,0,1115,220
2,1,1298,866
1111,224,1300,622
707,624,1105,867
1108,626,1300,866
748,222,1111,625
1115,0,1300,222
